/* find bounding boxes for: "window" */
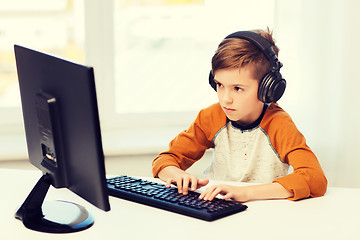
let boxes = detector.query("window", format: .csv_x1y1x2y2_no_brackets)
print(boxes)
0,0,85,127
0,0,85,159
112,0,275,117
0,0,275,157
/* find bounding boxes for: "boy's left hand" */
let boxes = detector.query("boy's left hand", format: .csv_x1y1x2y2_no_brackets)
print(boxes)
199,182,294,202
199,184,249,202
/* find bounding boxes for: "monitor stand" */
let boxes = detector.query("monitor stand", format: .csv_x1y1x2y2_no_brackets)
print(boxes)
15,174,94,233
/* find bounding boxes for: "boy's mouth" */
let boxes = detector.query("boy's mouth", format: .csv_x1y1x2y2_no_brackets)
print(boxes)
223,107,236,113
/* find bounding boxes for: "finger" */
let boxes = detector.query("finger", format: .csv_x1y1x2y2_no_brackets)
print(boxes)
190,176,198,191
182,177,190,194
166,178,174,188
207,187,223,201
198,178,209,188
199,191,205,199
199,188,211,199
176,178,183,193
222,192,233,200
202,186,217,201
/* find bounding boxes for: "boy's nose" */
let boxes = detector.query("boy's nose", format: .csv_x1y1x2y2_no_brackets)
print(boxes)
222,90,233,104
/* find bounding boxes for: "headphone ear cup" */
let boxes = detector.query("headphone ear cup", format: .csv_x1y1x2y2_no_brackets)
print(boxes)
258,73,272,103
209,71,217,91
258,72,286,103
271,77,286,103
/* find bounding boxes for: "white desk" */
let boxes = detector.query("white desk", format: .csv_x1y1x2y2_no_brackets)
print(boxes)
1,169,360,240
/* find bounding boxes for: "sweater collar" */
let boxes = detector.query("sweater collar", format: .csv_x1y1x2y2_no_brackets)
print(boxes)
230,103,268,131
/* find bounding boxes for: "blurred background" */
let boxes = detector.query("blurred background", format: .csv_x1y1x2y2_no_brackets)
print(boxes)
0,0,359,188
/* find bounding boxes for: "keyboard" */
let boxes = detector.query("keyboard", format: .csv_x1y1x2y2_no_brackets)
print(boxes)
107,175,248,221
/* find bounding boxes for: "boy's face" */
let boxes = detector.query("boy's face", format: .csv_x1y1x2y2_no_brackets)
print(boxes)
213,67,264,126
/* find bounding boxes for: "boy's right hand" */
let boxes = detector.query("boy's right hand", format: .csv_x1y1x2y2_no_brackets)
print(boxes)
158,166,209,195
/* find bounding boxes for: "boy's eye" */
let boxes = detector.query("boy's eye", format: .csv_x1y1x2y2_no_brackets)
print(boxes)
235,87,243,92
216,82,223,88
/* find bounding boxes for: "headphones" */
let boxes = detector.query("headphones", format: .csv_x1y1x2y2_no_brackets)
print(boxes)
209,31,286,103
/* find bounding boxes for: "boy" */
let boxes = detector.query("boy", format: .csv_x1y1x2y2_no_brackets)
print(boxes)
152,28,327,202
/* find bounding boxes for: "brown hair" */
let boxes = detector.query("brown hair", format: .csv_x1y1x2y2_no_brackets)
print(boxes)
211,28,279,81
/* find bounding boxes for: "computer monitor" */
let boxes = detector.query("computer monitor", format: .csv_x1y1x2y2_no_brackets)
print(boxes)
14,45,110,233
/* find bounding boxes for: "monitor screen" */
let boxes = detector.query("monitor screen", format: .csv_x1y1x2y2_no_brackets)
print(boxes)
14,45,110,233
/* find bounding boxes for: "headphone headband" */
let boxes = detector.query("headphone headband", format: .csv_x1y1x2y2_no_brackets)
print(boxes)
224,31,282,72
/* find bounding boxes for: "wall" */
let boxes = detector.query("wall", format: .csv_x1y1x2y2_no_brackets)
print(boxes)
275,0,360,187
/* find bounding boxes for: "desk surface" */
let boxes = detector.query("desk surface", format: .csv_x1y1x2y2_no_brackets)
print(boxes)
1,169,360,240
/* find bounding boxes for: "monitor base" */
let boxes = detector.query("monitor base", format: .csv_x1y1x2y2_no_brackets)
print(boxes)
15,174,94,233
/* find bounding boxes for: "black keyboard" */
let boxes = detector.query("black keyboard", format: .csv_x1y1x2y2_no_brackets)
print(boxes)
107,175,247,221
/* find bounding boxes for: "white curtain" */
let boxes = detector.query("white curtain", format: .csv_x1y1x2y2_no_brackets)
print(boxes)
275,0,360,188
